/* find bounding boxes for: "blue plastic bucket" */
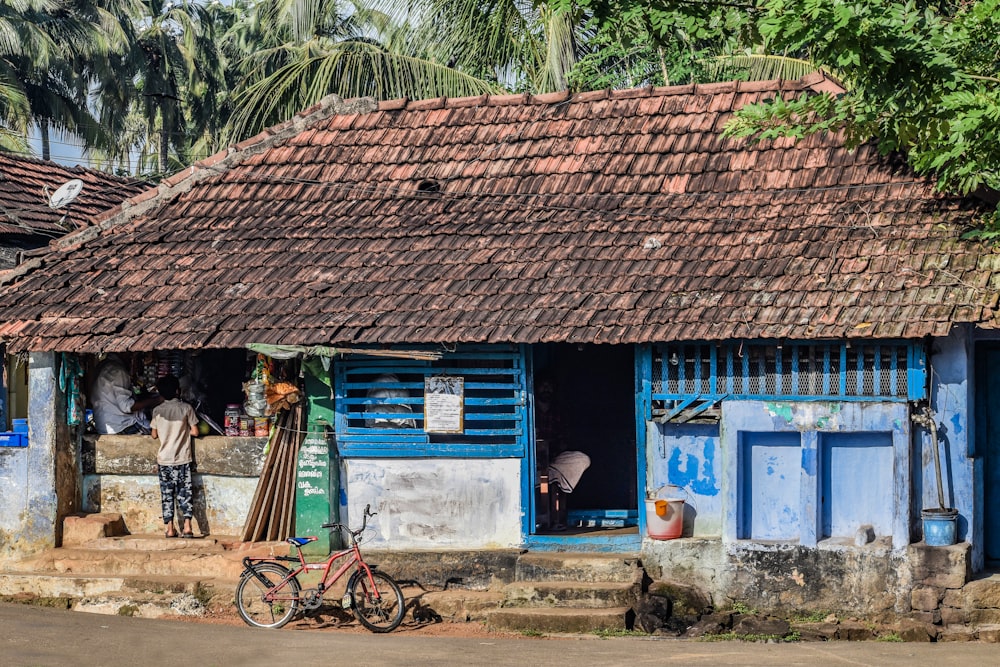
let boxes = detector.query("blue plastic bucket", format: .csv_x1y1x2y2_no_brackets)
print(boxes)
922,508,958,546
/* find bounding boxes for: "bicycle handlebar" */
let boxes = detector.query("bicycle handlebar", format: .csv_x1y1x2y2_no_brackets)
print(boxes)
320,504,377,542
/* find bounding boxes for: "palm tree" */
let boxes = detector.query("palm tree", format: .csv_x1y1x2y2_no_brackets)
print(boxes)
134,0,227,174
0,0,109,160
389,0,591,93
225,0,503,141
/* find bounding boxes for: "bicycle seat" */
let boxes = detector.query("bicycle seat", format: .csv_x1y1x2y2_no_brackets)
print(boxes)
286,536,319,547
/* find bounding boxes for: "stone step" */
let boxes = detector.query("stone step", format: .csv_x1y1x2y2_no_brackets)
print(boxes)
486,606,632,634
53,549,243,579
80,534,229,551
0,571,229,598
7,536,284,581
0,570,238,620
514,552,641,584
411,589,505,623
71,591,209,619
502,580,636,609
0,572,130,598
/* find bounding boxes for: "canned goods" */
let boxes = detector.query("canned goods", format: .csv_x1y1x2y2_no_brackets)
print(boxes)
224,404,241,437
254,416,270,437
238,416,253,437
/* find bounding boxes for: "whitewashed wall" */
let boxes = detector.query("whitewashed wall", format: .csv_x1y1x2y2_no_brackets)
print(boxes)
341,458,522,549
82,475,258,536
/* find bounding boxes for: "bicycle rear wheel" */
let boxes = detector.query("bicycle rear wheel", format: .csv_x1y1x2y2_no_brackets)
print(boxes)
235,562,300,629
349,569,405,632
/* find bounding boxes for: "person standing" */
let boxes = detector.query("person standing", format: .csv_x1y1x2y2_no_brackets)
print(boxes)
91,352,162,434
150,375,200,538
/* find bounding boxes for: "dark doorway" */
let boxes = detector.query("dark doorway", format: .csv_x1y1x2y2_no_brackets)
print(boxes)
977,343,1000,563
532,343,637,531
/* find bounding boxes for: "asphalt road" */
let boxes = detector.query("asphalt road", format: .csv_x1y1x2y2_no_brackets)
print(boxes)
3,603,1000,667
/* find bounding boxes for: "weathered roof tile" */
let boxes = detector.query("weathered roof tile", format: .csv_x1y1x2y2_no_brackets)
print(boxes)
0,78,994,352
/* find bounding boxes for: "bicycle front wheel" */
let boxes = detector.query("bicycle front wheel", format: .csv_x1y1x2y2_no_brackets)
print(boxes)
349,569,405,632
235,562,301,629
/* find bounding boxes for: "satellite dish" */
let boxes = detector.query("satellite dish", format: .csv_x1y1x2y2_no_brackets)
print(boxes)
48,179,83,209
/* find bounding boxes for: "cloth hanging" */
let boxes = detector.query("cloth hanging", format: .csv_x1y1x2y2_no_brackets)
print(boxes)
548,451,591,493
59,353,85,426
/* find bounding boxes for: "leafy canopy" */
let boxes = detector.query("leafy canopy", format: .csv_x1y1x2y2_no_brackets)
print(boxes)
724,0,1000,201
563,0,1000,225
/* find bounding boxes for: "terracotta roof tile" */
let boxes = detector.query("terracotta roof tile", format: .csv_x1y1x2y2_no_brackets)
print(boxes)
0,78,994,351
0,154,148,243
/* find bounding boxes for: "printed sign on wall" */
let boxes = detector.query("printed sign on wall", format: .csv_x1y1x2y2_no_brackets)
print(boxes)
424,376,464,434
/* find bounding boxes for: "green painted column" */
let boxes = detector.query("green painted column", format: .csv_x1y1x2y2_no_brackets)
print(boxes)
295,364,339,555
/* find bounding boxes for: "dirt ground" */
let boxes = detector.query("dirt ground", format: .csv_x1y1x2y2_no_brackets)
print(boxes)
182,607,533,639
183,586,543,640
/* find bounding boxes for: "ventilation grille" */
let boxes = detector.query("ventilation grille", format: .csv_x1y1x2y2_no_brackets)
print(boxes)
652,341,922,402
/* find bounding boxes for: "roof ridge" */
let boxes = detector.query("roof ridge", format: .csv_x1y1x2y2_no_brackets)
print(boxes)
0,152,141,186
369,74,844,115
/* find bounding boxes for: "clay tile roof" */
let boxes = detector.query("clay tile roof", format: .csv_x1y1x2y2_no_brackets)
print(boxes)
0,77,995,353
0,153,148,238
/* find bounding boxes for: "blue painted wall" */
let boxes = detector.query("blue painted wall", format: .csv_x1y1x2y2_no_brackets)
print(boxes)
821,432,893,538
924,329,974,557
649,423,722,536
721,401,911,549
0,352,60,559
739,431,802,540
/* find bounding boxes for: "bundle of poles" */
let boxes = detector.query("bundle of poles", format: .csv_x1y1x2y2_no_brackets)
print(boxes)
240,400,305,542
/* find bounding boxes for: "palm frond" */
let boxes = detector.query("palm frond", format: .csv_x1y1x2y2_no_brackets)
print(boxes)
699,54,831,84
230,41,502,140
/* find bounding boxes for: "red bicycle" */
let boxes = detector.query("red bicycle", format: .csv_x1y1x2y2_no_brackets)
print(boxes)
235,504,405,632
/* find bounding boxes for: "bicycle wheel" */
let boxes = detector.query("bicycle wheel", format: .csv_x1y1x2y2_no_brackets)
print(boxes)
349,569,405,633
235,562,301,629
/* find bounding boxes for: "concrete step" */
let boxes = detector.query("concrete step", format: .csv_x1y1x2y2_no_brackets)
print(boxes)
486,606,632,634
5,535,285,581
81,534,228,551
514,552,641,584
0,570,237,620
0,572,130,598
502,580,636,608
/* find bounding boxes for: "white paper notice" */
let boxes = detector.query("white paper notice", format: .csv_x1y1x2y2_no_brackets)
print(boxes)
424,376,464,433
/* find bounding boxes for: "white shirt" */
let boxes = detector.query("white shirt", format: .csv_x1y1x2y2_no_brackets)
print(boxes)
151,399,198,465
92,355,138,435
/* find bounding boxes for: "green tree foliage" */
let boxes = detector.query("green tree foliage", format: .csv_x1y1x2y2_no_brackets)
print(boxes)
225,0,502,140
0,0,110,159
723,0,1000,205
566,0,1000,227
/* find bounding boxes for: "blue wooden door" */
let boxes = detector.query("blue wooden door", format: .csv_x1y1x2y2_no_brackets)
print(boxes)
978,344,1000,562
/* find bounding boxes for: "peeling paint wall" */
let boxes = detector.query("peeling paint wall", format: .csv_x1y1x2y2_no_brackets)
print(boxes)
648,423,722,536
644,398,918,615
80,434,267,535
923,330,973,556
82,474,258,535
721,400,911,550
0,353,61,559
649,401,911,548
341,458,522,549
643,538,913,615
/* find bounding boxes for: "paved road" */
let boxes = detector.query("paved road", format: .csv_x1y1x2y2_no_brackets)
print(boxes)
3,603,998,667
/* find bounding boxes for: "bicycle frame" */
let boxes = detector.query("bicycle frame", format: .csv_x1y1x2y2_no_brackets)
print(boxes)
242,535,380,604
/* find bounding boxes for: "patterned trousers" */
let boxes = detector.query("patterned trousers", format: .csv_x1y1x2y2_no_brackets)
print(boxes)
158,462,193,523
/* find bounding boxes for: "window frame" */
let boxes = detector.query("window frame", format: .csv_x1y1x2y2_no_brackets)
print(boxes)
333,344,528,458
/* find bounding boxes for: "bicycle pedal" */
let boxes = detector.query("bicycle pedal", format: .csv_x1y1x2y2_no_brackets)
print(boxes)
341,593,352,609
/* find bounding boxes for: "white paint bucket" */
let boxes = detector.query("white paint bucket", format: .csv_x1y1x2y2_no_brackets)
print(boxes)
645,497,684,540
